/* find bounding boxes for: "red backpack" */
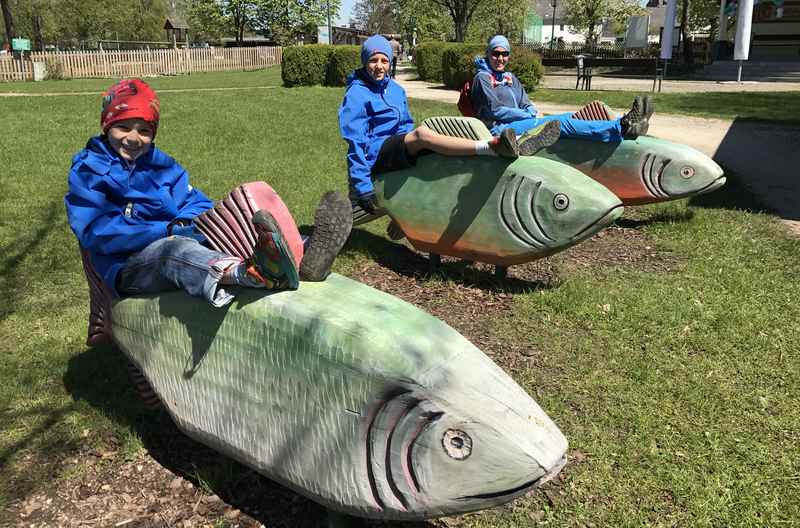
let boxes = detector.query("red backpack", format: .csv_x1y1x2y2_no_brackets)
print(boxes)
457,80,476,117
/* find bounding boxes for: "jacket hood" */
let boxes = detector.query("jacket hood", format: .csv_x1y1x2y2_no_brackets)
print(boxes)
346,67,390,92
474,56,505,82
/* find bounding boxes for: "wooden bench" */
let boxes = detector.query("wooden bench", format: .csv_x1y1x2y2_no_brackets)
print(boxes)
542,57,664,92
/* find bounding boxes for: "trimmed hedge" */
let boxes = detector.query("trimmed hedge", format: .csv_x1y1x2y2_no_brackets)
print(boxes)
414,41,448,82
507,48,545,92
282,45,333,87
441,44,484,89
326,45,361,87
418,42,545,92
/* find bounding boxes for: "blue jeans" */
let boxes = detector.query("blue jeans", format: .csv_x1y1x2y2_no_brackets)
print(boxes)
493,114,623,143
117,236,243,308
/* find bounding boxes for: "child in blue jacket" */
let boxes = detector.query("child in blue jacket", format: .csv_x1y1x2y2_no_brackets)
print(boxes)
65,79,350,308
471,35,654,143
339,35,555,228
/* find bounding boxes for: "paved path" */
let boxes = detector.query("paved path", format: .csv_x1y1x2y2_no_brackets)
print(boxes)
396,71,800,235
541,73,800,93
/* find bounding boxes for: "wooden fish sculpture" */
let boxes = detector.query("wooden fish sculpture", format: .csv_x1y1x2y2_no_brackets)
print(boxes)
422,116,726,206
76,182,567,521
373,153,624,266
110,276,567,520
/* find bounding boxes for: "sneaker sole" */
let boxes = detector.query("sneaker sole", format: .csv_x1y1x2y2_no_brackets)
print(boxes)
519,121,561,156
251,211,300,289
300,191,353,281
495,128,520,158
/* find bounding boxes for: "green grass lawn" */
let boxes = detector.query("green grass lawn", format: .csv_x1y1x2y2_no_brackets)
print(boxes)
1,70,798,526
0,66,283,93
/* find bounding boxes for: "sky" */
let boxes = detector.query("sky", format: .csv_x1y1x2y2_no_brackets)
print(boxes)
336,0,356,26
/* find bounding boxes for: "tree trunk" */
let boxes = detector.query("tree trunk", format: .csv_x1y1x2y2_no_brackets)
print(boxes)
453,7,466,41
680,0,694,70
1,0,15,43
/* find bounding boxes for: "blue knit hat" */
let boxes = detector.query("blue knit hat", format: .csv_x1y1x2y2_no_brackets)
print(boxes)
361,35,393,65
487,35,511,55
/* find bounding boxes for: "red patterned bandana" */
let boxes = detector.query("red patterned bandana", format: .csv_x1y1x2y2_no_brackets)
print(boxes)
101,79,160,134
490,73,514,88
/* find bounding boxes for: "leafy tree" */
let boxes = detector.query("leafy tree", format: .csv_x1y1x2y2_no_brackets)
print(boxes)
1,0,169,48
430,0,489,41
186,0,231,43
352,0,398,34
187,0,339,46
394,0,453,42
564,0,645,45
1,0,15,44
466,0,527,43
253,0,340,45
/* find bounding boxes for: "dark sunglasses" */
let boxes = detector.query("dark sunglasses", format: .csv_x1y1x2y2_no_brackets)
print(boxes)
491,50,510,58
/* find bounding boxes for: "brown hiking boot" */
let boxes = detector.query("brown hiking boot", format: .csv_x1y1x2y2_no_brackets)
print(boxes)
518,120,561,156
300,191,353,281
490,128,519,158
620,95,654,139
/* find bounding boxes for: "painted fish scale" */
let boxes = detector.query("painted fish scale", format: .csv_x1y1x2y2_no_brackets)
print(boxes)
421,116,724,206
374,154,622,265
537,135,725,204
110,273,567,519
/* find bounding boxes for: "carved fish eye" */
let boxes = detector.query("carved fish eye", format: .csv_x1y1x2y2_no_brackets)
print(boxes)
442,429,472,460
553,193,570,211
680,166,695,179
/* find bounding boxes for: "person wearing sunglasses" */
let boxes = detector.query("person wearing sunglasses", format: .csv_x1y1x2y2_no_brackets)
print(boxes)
471,35,654,143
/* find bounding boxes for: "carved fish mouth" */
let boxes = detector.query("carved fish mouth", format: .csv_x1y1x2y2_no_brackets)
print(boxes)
365,388,442,512
455,454,567,501
572,205,623,240
695,176,727,195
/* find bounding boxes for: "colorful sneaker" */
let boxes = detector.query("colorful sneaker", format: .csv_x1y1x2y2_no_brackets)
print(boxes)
518,120,561,156
300,191,353,281
490,128,520,159
248,210,300,290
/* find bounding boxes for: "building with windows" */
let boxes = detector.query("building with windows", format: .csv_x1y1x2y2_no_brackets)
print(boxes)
528,0,622,45
750,0,800,59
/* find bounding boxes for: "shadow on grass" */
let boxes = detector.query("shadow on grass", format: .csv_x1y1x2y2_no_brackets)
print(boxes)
62,344,436,528
0,202,63,323
616,207,696,229
688,165,773,214
307,224,558,294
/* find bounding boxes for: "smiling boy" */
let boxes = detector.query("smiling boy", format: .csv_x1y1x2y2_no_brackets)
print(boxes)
66,79,351,307
339,35,560,229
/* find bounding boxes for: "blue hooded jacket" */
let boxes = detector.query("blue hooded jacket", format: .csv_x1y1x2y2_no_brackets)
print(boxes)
470,57,537,130
338,67,415,197
65,136,213,294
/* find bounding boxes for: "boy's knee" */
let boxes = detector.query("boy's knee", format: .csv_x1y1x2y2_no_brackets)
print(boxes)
412,126,437,147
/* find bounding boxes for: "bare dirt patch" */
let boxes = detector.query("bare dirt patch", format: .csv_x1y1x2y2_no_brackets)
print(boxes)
3,220,673,528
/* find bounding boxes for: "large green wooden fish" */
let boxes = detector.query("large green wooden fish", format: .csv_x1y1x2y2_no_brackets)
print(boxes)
422,116,726,206
373,153,624,265
111,274,568,520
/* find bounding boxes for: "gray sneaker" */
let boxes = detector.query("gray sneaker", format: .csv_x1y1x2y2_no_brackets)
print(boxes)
518,120,561,156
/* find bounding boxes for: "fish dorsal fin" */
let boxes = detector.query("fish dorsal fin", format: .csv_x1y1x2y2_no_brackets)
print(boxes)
421,116,493,141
